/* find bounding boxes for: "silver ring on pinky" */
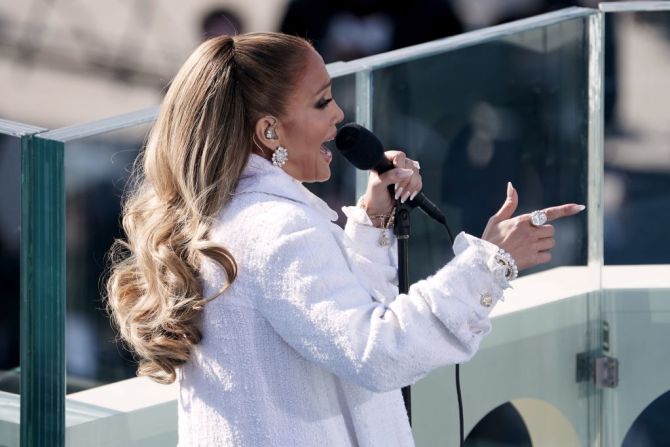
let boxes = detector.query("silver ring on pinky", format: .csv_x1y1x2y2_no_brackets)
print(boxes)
530,210,547,227
410,160,421,170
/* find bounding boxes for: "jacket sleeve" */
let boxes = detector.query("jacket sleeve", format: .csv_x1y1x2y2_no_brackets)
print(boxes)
252,205,510,393
339,205,399,300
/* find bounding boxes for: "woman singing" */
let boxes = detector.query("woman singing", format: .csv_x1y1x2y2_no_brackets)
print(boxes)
106,33,583,446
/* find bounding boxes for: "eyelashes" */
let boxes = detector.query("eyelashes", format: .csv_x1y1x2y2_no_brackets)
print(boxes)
316,98,333,109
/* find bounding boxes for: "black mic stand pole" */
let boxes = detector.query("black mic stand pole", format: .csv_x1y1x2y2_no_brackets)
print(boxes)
394,199,413,424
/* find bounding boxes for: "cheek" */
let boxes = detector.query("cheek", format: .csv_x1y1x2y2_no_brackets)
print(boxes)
293,122,323,148
283,110,330,154
308,116,332,144
283,114,311,144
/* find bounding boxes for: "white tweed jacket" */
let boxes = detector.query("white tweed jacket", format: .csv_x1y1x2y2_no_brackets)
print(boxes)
178,154,510,446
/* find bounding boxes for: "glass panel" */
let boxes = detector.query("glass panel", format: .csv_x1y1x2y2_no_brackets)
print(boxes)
46,118,177,445
0,135,22,396
63,124,151,391
23,133,67,446
372,18,590,282
601,285,670,447
369,14,598,446
601,6,670,447
0,120,49,447
603,10,670,265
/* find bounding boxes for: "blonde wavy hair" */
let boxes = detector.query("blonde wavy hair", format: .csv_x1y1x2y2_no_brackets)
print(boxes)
106,33,313,384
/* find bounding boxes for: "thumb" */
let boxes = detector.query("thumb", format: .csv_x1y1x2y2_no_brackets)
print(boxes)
492,182,518,222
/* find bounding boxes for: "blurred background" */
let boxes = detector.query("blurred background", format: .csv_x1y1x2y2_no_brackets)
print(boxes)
2,0,615,129
1,0,669,445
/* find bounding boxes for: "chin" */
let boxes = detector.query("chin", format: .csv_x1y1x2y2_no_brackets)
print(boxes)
317,166,331,182
305,169,331,183
317,172,331,182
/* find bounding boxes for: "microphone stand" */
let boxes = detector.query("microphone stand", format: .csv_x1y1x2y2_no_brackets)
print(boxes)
390,185,454,428
394,200,413,424
390,189,458,437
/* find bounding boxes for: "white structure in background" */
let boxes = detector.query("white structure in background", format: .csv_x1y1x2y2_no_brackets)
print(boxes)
0,0,289,128
2,266,668,446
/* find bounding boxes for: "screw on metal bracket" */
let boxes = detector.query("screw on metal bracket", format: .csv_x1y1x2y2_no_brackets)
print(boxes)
575,353,619,388
595,356,619,388
575,321,618,388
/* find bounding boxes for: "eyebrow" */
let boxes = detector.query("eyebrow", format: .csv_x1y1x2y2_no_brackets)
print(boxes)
315,79,332,96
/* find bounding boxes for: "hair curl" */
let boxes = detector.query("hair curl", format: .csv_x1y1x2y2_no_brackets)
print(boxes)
106,33,313,384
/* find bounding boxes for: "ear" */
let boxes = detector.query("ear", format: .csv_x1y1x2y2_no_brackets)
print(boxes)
254,115,280,149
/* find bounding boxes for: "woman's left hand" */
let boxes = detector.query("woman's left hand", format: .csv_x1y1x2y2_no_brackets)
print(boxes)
482,183,585,271
358,150,422,217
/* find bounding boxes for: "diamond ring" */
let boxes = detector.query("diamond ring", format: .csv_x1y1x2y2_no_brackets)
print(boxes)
530,210,547,227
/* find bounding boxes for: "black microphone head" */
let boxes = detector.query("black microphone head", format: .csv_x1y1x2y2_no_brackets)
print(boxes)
335,123,384,170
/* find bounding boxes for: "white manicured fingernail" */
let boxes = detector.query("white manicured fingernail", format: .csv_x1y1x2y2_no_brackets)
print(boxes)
576,204,586,211
507,182,513,197
401,191,410,203
410,191,418,201
395,186,403,200
397,168,413,178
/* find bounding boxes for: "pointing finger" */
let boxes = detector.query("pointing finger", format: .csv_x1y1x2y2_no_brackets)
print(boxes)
543,204,585,222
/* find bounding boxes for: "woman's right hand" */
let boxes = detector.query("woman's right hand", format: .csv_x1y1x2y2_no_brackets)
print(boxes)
481,182,585,271
358,150,423,218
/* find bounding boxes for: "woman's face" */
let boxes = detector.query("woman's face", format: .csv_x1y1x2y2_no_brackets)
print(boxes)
276,49,344,183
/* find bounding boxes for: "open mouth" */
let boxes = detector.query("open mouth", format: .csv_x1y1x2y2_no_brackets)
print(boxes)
321,136,335,163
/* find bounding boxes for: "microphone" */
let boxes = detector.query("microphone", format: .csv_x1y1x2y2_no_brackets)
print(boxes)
335,123,448,226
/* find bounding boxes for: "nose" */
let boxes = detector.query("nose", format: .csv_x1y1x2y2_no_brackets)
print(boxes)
333,100,344,125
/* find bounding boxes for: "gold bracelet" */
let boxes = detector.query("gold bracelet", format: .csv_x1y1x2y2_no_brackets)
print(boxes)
357,195,394,229
370,213,393,229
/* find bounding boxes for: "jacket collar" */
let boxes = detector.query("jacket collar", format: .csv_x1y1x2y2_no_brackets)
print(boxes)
235,154,339,222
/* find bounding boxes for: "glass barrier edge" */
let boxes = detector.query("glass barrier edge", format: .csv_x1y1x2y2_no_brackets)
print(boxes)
20,135,66,447
326,7,597,76
38,107,159,143
600,1,670,12
0,120,46,138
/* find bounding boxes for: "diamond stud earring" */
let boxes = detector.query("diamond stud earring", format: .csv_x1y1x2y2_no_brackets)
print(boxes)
265,127,277,140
